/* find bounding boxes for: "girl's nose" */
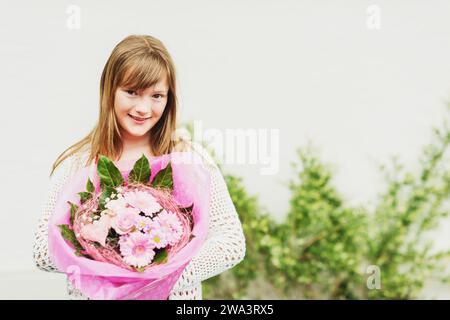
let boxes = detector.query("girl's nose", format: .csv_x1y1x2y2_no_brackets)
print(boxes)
135,97,152,115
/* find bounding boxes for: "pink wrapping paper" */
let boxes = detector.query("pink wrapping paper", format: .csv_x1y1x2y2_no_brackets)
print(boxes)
48,151,211,300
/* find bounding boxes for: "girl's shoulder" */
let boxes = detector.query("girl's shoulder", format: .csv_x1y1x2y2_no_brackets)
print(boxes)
50,144,91,179
64,144,93,174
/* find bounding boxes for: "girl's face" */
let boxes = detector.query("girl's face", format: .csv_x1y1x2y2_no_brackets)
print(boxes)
114,76,169,141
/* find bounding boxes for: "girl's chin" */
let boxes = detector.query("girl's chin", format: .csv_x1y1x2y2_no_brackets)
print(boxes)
123,126,151,137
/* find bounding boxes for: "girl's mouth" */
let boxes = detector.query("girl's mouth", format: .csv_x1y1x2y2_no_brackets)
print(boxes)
128,114,150,124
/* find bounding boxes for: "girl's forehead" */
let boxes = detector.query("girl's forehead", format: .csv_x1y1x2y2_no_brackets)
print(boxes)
120,62,169,90
145,77,169,92
121,74,169,91
152,76,169,90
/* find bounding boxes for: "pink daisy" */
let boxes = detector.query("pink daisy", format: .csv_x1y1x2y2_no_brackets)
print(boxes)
123,190,162,217
119,232,155,267
146,226,169,249
155,210,183,245
135,215,153,232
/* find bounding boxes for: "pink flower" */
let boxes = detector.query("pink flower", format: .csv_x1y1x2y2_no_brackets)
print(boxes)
146,227,168,249
111,208,139,235
119,232,155,267
123,190,162,217
80,214,112,246
135,215,153,232
155,210,183,246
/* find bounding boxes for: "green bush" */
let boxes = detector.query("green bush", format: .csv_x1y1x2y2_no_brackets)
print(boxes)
182,106,450,299
366,108,450,299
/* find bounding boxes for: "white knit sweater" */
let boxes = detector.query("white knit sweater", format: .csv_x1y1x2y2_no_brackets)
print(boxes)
32,141,246,300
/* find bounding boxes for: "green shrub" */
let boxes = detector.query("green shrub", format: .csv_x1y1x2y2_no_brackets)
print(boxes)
182,106,450,299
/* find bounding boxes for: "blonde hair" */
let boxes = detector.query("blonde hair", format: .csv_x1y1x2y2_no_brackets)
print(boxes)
50,34,184,176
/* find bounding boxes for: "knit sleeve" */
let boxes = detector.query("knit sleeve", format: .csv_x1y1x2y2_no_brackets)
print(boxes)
32,155,77,272
170,141,246,292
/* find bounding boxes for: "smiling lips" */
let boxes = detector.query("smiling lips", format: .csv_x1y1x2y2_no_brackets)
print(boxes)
129,114,151,121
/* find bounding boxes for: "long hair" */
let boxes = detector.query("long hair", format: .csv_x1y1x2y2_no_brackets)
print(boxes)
50,35,182,176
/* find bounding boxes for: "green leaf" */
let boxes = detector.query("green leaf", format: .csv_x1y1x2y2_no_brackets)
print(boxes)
86,177,95,193
67,201,78,226
97,155,124,188
57,224,83,252
135,267,146,273
78,191,92,204
128,154,151,185
153,248,168,264
98,186,116,210
75,250,92,259
151,162,173,190
106,228,120,247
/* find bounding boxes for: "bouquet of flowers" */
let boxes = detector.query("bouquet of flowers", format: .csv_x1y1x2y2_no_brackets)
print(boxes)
48,151,211,300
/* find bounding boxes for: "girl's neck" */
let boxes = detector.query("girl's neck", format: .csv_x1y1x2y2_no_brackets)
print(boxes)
119,134,154,161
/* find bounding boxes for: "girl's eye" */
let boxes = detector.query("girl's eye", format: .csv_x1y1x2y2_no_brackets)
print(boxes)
126,89,138,96
153,94,164,99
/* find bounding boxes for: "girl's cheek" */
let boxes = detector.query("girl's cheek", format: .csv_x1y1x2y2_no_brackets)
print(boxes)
115,92,131,110
119,97,131,111
154,103,166,117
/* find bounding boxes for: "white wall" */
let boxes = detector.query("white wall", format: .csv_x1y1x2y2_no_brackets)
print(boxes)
0,0,449,298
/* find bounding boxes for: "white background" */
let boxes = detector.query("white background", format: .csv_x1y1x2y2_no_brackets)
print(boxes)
0,0,449,298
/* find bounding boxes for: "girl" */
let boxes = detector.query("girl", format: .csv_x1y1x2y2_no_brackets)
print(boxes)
33,34,246,300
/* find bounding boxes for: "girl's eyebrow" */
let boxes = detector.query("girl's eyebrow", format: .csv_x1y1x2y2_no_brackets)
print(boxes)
123,86,168,94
